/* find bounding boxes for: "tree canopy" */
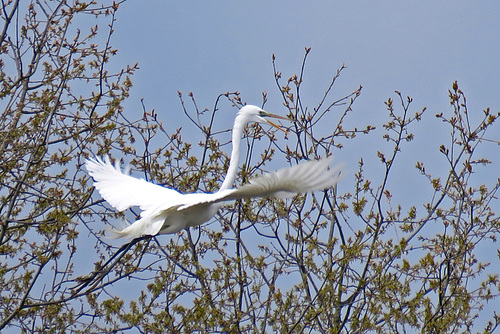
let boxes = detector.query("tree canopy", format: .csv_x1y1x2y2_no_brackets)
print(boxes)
1,1,499,333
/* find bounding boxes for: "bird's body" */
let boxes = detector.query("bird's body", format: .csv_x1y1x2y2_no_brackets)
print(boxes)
86,105,342,238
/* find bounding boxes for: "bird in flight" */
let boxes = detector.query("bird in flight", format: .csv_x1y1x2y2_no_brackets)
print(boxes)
86,105,342,238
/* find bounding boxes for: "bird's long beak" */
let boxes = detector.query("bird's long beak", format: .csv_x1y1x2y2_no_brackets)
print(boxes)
267,119,288,133
263,112,295,133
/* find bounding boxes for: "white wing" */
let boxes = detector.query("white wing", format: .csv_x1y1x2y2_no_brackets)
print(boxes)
179,157,343,210
85,156,183,212
228,157,342,199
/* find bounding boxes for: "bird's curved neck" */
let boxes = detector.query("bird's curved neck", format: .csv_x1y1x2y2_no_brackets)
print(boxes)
219,116,245,191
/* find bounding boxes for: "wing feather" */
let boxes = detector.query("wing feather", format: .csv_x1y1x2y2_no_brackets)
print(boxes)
178,157,343,210
85,156,182,212
228,157,343,199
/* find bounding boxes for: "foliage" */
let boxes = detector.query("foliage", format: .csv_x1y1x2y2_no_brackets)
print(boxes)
1,1,499,333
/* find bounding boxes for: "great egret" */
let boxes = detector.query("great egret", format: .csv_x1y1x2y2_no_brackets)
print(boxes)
86,105,342,238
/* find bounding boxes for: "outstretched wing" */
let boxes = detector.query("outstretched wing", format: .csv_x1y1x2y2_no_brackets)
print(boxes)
85,156,182,212
227,157,343,199
179,157,343,210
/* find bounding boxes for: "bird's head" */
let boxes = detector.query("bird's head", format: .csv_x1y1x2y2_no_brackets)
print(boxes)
237,105,291,132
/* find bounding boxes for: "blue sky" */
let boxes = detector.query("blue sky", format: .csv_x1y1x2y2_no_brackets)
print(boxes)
113,1,500,121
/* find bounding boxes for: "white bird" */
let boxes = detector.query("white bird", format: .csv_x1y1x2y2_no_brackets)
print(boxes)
86,105,342,238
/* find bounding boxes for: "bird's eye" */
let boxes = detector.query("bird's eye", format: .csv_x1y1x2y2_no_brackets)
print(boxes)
259,110,268,117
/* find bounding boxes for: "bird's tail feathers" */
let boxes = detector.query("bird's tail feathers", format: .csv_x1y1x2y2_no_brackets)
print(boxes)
103,220,133,239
